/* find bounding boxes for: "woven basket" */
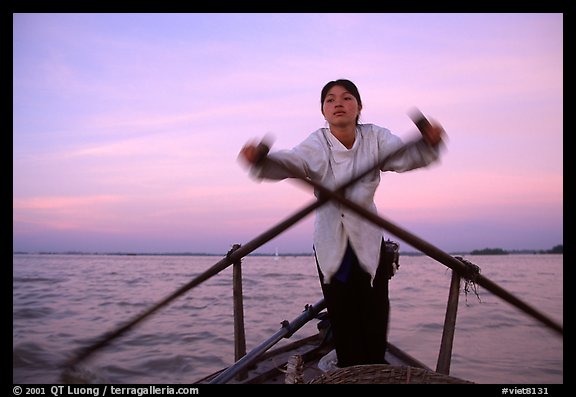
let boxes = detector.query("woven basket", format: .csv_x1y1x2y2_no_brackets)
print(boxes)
308,364,474,384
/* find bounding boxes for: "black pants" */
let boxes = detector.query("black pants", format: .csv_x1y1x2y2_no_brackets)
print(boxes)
316,242,390,367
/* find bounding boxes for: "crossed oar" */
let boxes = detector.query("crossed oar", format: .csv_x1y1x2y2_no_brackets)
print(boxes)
63,111,562,375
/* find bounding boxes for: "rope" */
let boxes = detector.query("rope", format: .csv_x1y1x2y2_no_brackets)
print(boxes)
455,256,482,304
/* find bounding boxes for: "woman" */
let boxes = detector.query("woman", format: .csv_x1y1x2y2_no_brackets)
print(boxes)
239,79,445,367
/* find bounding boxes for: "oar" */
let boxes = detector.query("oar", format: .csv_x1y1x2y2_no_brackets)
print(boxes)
61,132,420,372
264,154,564,337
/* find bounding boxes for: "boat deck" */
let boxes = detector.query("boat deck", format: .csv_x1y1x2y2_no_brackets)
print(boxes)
196,328,434,384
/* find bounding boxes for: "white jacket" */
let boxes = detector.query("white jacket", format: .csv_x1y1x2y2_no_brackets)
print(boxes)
251,123,441,284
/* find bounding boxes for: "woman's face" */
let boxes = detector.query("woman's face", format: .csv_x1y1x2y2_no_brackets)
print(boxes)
322,85,361,128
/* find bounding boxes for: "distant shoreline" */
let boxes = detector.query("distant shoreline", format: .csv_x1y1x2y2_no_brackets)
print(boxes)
12,248,563,257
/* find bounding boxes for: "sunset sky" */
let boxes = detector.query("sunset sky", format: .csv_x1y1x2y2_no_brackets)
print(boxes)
13,13,563,254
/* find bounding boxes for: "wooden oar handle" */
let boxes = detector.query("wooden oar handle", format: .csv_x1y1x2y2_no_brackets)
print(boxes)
254,134,274,164
254,142,270,165
408,108,433,134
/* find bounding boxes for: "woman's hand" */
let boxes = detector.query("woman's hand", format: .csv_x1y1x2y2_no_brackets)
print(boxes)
238,136,273,166
409,108,445,146
421,121,445,146
238,140,261,165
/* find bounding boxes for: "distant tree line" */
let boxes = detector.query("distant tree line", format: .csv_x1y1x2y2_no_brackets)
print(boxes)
539,244,563,254
469,245,563,255
470,248,508,255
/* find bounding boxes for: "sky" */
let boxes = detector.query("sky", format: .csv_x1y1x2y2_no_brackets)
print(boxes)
12,13,563,254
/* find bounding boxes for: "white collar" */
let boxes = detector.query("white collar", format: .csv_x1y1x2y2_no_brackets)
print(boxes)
324,128,359,163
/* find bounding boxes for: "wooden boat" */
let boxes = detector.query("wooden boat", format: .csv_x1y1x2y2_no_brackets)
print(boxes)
194,298,474,384
193,250,562,384
192,240,489,385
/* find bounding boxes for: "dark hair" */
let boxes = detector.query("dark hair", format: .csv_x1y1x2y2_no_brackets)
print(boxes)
320,79,363,124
